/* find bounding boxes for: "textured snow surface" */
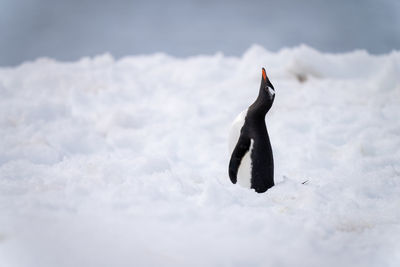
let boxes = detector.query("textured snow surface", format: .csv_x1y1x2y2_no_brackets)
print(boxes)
1,45,400,267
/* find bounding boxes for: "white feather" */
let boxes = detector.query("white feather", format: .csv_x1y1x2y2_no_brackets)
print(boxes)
229,109,253,189
237,139,253,188
228,109,247,153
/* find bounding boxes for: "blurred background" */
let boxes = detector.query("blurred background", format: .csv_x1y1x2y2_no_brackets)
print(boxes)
1,0,399,66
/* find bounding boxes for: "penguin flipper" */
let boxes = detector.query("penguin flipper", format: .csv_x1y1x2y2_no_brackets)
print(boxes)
228,136,251,184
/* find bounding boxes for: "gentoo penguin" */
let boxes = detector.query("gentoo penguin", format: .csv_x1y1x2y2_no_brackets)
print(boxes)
228,68,275,193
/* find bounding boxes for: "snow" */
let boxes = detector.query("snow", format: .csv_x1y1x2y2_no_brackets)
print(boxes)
1,45,400,267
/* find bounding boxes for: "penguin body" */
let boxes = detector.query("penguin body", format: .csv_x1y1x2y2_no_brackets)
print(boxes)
228,68,275,193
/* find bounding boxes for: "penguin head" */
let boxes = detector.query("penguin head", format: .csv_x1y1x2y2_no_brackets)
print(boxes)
261,67,275,106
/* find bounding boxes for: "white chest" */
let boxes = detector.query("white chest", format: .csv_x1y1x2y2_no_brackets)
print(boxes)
228,110,246,153
229,109,254,188
236,139,254,188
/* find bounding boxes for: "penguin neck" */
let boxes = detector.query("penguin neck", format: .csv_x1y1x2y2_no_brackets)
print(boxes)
248,87,270,118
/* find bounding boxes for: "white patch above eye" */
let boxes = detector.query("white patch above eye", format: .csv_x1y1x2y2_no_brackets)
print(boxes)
268,86,275,96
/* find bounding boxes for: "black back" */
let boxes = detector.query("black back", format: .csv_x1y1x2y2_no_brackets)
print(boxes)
229,68,275,193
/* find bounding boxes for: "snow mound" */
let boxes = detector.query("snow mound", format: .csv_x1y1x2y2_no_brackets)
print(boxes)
1,45,400,267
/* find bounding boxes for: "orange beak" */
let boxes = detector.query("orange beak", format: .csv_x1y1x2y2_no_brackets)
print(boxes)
262,68,267,82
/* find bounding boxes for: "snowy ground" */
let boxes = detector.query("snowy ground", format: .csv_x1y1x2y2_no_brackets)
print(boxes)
0,45,400,267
